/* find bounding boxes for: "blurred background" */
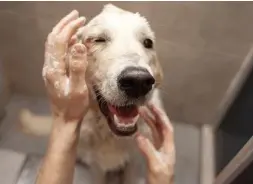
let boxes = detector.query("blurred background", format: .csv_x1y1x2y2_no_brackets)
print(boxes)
1,2,253,184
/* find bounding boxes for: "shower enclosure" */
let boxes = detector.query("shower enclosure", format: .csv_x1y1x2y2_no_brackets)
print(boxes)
1,2,253,184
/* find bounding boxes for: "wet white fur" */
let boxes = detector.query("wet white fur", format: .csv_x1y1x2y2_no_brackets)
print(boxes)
84,4,157,106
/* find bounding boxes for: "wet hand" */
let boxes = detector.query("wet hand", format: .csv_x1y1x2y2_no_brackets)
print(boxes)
43,10,89,122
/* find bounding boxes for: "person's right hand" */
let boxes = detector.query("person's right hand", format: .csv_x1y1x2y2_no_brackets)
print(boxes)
43,10,89,122
137,104,175,184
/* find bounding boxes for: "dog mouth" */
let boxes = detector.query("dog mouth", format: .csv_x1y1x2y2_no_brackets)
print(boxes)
94,88,138,136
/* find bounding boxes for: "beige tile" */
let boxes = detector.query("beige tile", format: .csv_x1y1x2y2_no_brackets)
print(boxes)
0,149,26,184
174,122,201,184
156,41,243,124
0,95,49,155
0,2,27,11
0,60,10,118
16,156,94,184
149,2,253,58
0,11,46,96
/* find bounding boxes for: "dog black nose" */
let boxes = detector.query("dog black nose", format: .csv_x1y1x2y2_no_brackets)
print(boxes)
118,67,155,98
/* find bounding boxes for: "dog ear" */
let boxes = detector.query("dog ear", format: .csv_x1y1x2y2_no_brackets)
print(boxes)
152,55,164,87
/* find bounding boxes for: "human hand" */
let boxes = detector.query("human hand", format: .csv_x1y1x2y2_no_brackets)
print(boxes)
137,104,175,184
43,10,89,122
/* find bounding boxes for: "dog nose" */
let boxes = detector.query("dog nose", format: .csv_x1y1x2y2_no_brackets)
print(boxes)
118,67,155,98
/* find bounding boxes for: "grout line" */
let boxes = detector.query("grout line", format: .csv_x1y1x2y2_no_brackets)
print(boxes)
14,154,29,184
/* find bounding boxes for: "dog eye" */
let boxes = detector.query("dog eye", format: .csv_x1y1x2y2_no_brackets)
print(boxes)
94,37,106,43
143,38,153,49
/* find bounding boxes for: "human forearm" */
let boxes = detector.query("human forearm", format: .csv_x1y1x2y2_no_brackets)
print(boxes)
36,116,81,184
36,10,88,184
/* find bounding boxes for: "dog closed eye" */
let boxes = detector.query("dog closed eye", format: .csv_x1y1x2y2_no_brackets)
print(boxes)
95,37,107,43
86,29,110,44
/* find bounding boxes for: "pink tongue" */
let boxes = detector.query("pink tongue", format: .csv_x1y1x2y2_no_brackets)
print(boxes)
108,104,138,118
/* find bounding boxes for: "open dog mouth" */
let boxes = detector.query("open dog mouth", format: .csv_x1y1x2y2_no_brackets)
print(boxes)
94,88,139,136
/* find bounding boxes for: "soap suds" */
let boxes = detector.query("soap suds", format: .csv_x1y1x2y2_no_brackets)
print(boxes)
54,81,60,89
64,78,70,96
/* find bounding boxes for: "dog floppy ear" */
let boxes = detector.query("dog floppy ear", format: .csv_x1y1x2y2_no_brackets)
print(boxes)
151,55,164,87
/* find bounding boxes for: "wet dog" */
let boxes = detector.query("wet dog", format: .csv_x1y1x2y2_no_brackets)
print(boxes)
21,4,165,184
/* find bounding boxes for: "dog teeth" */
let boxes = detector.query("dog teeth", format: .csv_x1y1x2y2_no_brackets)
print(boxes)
113,114,139,130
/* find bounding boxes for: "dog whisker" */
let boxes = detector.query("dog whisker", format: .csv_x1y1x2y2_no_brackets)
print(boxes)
157,87,170,97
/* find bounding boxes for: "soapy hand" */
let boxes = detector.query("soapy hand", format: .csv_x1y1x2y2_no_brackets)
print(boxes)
43,10,89,122
137,104,175,184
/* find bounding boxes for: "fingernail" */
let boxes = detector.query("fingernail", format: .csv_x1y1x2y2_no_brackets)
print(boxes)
79,16,86,22
134,132,140,138
136,135,145,142
72,10,79,15
72,44,86,54
70,10,79,17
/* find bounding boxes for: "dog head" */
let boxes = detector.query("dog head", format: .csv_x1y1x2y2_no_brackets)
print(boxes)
82,4,163,136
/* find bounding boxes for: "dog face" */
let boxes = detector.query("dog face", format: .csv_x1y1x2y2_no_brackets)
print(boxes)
82,4,163,136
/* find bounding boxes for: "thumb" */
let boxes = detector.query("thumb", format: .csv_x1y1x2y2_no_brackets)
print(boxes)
68,43,88,94
136,134,158,168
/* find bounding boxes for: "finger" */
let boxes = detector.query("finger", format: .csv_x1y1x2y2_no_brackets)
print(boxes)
147,103,173,132
68,43,88,96
147,103,174,152
46,10,79,55
50,17,85,59
139,107,162,149
135,134,158,168
45,17,85,71
52,10,79,34
69,27,85,46
60,16,86,44
76,26,86,36
69,35,78,46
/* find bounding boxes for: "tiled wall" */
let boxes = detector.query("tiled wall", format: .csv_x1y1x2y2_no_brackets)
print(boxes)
0,2,252,125
0,58,10,118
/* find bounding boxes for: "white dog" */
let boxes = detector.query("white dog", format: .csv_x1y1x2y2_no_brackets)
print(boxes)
21,4,165,183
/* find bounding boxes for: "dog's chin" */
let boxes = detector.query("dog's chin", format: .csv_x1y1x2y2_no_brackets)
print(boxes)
94,88,139,136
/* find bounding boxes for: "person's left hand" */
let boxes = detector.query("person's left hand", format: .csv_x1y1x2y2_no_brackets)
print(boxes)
137,104,175,184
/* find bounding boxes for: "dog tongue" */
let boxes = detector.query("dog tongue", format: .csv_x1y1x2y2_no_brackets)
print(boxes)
108,104,138,118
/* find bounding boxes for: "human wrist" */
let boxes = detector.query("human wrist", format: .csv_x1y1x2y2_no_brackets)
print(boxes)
148,168,174,184
52,112,84,124
48,115,82,151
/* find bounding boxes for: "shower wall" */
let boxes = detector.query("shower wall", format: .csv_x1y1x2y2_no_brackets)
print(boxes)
0,2,252,125
0,60,10,118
